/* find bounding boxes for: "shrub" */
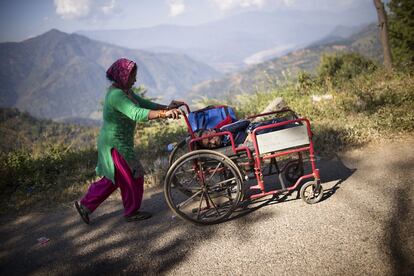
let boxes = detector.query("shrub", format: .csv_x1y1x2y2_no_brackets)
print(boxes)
0,145,97,212
296,71,314,90
388,0,414,69
318,52,377,84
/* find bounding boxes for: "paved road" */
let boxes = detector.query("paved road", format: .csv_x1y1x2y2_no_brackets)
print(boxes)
1,137,413,275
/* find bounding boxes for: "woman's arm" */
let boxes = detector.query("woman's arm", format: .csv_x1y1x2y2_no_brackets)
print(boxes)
109,90,180,121
131,94,181,119
131,92,167,110
131,92,184,110
108,89,151,121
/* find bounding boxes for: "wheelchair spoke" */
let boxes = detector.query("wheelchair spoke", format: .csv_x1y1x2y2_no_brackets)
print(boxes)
207,162,223,182
174,168,196,175
209,177,236,188
196,190,205,220
177,190,203,209
206,191,221,216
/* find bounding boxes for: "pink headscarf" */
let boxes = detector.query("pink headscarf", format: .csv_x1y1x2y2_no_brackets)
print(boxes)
106,58,136,90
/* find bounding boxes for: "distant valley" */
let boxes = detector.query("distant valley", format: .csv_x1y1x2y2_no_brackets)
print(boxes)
186,23,381,102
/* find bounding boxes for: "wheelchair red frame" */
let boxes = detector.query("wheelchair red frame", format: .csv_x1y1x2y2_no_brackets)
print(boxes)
164,103,323,224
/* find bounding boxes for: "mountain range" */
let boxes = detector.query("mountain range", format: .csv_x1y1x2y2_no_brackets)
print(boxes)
0,19,380,123
186,23,382,102
78,4,376,73
0,29,219,121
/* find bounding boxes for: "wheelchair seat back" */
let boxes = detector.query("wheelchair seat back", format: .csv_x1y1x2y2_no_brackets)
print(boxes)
188,105,237,132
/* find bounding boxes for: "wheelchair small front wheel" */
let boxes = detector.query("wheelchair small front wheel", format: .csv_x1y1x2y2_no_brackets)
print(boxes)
300,181,323,204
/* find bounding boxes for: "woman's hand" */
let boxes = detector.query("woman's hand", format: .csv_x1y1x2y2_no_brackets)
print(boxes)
167,100,185,110
148,108,182,120
165,108,182,119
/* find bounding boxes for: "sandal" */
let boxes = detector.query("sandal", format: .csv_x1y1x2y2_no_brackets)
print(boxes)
125,211,152,222
75,201,90,224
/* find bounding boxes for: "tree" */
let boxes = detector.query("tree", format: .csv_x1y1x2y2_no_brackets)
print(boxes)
373,0,393,69
388,0,414,69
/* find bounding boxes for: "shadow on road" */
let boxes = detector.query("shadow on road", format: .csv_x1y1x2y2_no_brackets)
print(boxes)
318,154,356,202
0,184,272,275
229,154,356,221
386,159,414,276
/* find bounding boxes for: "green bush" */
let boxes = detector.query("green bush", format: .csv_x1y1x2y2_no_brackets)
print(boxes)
318,52,377,84
388,0,414,69
0,145,97,212
296,71,315,91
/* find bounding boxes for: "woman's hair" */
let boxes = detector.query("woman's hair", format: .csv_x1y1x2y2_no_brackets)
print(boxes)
106,72,115,82
131,64,138,76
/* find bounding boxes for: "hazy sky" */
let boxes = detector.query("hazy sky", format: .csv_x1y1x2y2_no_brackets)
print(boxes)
0,0,377,43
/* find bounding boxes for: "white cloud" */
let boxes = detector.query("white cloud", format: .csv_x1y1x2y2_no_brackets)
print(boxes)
210,0,366,12
54,0,91,19
211,0,267,11
54,0,120,20
279,0,358,9
167,0,186,17
101,0,117,15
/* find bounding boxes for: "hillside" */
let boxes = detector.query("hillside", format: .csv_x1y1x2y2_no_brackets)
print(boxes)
0,29,220,121
0,107,98,154
187,23,381,102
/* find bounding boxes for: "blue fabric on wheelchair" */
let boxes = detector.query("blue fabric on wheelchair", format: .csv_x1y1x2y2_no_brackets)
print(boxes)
188,106,237,132
220,119,250,146
220,119,250,133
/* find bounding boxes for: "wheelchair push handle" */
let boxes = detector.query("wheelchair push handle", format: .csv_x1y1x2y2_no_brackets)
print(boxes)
168,100,190,114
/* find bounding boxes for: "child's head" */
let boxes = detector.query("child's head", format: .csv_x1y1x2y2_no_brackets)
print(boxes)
196,129,222,149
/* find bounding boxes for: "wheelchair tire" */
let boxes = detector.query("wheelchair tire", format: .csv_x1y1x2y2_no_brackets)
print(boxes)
165,150,242,225
300,181,323,204
168,138,188,167
284,160,304,184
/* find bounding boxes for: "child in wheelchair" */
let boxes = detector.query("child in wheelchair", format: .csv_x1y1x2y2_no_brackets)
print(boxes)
195,117,296,149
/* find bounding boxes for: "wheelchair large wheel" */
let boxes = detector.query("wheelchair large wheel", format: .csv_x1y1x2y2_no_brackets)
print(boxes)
168,138,189,167
284,159,304,184
164,150,243,225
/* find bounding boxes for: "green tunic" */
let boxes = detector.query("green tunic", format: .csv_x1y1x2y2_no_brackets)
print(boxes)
95,87,158,183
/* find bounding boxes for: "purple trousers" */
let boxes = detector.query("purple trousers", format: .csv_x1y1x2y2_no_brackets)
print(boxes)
80,148,144,217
